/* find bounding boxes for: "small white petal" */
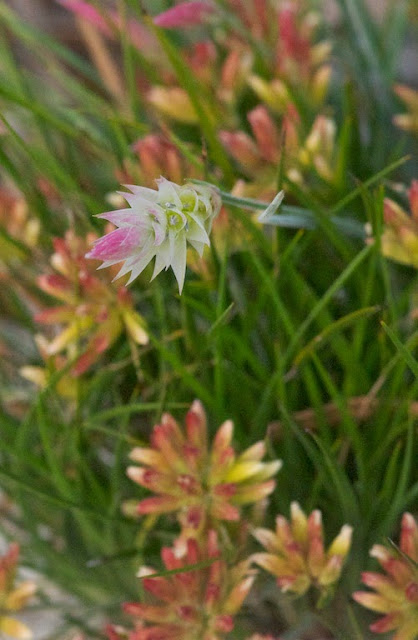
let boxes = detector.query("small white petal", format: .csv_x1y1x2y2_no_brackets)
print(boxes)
156,177,182,209
125,249,156,285
123,185,159,202
186,220,210,245
170,233,187,293
151,251,168,281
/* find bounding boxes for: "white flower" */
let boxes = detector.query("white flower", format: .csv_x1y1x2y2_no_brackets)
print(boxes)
86,177,221,292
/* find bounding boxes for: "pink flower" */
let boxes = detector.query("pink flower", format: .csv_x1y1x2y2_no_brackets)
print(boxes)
154,2,215,29
121,530,255,640
86,178,221,293
34,230,148,376
127,400,281,531
353,512,418,639
252,502,352,601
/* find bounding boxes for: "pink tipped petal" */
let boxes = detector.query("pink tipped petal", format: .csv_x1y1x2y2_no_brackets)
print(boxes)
123,602,171,623
96,209,148,228
86,227,143,262
213,483,236,498
154,1,215,29
361,571,395,593
400,512,418,559
211,500,240,521
137,496,183,514
142,577,176,603
220,130,261,167
186,401,207,450
239,441,266,462
251,552,291,576
232,479,276,504
252,527,281,553
129,447,167,468
37,274,75,299
213,420,234,455
161,546,183,571
352,591,393,614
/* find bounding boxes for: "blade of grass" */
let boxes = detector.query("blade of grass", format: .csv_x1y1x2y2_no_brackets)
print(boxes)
293,305,381,368
284,244,373,366
330,155,410,215
381,321,418,381
0,467,136,523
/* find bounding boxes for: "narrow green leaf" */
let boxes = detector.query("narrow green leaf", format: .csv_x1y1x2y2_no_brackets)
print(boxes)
330,156,410,215
284,245,373,365
293,306,381,367
381,322,418,381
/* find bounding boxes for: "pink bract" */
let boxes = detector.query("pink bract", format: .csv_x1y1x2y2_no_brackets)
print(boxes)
154,1,215,29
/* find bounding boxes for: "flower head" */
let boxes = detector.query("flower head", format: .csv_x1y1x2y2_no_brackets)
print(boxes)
353,512,418,639
127,400,281,531
35,230,148,376
86,178,221,293
252,502,352,601
0,543,37,639
380,180,418,269
121,530,255,640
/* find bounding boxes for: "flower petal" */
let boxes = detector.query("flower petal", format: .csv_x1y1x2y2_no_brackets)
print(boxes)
169,233,187,293
86,227,143,262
